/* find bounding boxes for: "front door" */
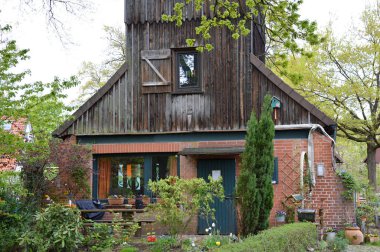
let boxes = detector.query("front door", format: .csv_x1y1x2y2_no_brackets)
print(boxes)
197,159,236,235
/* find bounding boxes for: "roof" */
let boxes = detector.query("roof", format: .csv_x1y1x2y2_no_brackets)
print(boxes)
52,62,128,137
249,54,336,126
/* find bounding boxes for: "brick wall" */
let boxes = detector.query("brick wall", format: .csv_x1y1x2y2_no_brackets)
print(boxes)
85,130,354,233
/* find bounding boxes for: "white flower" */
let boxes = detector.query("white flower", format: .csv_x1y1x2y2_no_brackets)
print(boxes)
230,233,233,237
212,223,215,228
205,228,209,233
209,226,212,230
191,242,195,247
209,233,212,236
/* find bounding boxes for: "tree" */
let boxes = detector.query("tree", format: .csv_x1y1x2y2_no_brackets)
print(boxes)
274,3,380,190
163,0,321,60
18,0,90,40
76,26,126,104
0,24,78,208
236,95,274,235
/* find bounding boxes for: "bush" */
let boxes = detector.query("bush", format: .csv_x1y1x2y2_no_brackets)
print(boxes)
0,171,32,251
216,222,317,252
326,237,348,252
148,176,224,236
19,203,83,251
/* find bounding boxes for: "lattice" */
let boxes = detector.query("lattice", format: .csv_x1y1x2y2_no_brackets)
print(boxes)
280,152,301,198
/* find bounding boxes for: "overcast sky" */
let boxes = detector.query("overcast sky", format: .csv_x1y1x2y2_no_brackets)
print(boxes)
0,0,372,101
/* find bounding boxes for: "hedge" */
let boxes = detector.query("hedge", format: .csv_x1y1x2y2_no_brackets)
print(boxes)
216,222,317,252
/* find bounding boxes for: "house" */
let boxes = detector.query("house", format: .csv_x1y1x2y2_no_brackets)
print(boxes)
53,0,354,234
0,117,33,171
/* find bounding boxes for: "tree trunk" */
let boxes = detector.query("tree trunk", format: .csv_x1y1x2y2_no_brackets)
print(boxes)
367,143,377,191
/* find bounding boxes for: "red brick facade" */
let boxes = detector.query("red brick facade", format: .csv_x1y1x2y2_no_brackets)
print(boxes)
0,118,29,171
72,129,353,234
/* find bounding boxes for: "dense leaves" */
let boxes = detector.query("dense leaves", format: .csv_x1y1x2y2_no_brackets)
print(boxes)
236,95,274,235
274,3,380,189
148,176,224,236
162,0,321,61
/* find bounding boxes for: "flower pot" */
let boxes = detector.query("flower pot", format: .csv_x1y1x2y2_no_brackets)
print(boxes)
142,197,150,205
370,236,380,243
360,216,367,222
345,227,364,245
128,198,136,205
326,232,336,242
108,198,124,205
276,215,285,223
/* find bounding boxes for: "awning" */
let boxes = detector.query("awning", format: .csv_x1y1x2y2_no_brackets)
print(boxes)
179,147,244,156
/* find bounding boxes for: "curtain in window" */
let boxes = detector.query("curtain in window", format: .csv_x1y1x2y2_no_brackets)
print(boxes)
98,158,111,199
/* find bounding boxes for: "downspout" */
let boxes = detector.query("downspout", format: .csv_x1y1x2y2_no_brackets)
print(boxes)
295,124,336,207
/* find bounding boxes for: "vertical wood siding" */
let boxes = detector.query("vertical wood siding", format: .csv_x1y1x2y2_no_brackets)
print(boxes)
64,19,324,136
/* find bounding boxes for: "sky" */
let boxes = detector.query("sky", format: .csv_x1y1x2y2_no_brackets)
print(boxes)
0,0,373,101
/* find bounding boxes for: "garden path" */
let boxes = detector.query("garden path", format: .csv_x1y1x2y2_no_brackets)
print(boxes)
347,245,380,251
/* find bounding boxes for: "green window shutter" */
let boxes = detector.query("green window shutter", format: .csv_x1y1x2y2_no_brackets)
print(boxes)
272,157,278,184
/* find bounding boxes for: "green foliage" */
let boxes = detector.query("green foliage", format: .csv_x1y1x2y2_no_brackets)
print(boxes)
119,247,138,252
216,222,317,252
273,3,380,189
337,171,358,201
162,0,321,60
236,95,274,235
151,236,179,252
148,176,224,236
319,237,348,252
19,203,84,251
201,230,231,250
0,171,31,251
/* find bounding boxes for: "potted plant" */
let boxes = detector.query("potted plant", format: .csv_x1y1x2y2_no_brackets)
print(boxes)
365,233,380,243
142,195,150,206
275,210,286,223
325,227,337,241
108,195,124,205
344,223,364,245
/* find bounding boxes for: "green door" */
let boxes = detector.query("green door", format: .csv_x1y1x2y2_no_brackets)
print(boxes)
197,159,236,234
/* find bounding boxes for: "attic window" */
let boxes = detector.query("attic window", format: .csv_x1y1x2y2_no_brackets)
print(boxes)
174,50,201,93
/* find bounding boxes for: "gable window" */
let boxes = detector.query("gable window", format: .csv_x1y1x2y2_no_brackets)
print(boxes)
174,50,201,93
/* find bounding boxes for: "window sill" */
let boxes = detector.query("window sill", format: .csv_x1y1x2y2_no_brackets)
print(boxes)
171,90,204,95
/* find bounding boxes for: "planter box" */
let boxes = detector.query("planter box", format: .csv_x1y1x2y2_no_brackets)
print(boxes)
297,209,315,222
276,215,285,223
108,198,124,205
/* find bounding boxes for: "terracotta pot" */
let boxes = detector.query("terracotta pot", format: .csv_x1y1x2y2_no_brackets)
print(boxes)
108,198,124,205
142,197,150,205
128,198,136,205
360,216,367,222
369,236,380,243
345,227,364,245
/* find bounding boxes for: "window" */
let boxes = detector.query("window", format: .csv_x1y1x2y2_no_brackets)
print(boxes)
175,50,201,93
98,157,144,198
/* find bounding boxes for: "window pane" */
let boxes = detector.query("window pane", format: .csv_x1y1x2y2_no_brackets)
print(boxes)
178,53,198,88
107,157,144,197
